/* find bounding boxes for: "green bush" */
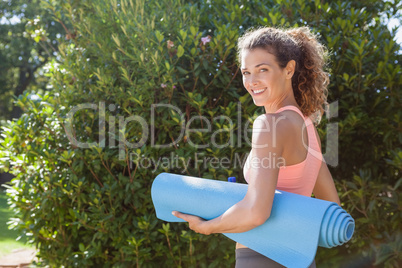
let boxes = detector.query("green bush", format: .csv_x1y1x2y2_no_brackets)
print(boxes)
0,0,401,267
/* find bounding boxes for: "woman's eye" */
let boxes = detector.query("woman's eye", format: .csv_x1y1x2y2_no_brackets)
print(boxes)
260,68,268,72
242,71,250,75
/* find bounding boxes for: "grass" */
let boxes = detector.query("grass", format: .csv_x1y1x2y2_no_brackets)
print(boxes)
0,189,34,258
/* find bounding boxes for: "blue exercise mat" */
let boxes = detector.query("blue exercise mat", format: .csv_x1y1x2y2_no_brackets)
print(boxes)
151,173,355,268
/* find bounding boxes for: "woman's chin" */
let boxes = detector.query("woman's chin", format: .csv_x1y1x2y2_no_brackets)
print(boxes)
252,99,266,107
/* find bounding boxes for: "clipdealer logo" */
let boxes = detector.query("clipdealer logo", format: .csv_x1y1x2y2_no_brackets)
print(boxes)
64,101,339,167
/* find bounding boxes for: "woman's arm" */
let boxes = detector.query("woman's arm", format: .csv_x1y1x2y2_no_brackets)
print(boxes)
173,114,287,234
311,126,341,206
313,160,341,206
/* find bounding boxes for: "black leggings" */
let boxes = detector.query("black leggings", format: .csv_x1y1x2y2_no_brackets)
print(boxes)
235,248,316,268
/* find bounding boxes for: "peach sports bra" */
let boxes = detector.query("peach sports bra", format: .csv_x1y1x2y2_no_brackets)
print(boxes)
243,105,323,197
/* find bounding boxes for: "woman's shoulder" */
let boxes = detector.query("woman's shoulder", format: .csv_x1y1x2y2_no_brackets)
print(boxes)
251,113,294,149
253,112,296,133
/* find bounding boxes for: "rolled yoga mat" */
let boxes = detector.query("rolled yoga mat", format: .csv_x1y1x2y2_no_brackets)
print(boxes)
151,173,355,268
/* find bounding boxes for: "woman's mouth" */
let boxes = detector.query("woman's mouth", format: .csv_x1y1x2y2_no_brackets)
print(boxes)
252,88,267,95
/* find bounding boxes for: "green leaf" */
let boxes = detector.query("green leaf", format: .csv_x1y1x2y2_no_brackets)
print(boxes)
190,26,197,36
179,29,187,40
112,34,121,47
202,59,208,70
177,45,185,58
230,11,235,21
199,73,208,85
393,178,402,190
155,30,164,43
176,66,188,74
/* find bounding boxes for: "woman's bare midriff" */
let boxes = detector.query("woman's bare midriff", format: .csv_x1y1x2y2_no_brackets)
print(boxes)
236,242,248,249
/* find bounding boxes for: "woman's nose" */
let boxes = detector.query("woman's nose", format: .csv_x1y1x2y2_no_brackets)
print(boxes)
249,75,259,86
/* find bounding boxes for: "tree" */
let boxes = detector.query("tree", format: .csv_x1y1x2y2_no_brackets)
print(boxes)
0,0,64,120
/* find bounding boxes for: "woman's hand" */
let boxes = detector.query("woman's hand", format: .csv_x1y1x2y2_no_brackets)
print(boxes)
172,211,212,235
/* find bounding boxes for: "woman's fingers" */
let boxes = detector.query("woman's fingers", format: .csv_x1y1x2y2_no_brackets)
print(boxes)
172,211,186,220
171,211,210,235
172,211,196,222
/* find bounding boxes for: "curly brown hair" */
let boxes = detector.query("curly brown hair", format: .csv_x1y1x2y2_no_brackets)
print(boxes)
237,26,330,125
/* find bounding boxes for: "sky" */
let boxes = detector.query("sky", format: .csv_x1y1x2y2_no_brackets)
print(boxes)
387,16,402,45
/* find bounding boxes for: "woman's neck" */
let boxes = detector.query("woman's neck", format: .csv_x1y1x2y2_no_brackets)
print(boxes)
264,95,299,114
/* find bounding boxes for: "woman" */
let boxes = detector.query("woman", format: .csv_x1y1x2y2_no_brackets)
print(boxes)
172,26,341,267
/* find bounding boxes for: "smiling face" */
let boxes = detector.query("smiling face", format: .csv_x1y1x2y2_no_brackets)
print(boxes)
241,47,296,112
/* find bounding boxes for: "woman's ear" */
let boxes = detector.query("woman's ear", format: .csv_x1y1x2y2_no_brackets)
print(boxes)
285,60,296,79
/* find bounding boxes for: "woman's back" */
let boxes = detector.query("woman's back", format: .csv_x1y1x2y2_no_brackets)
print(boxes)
243,105,323,197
